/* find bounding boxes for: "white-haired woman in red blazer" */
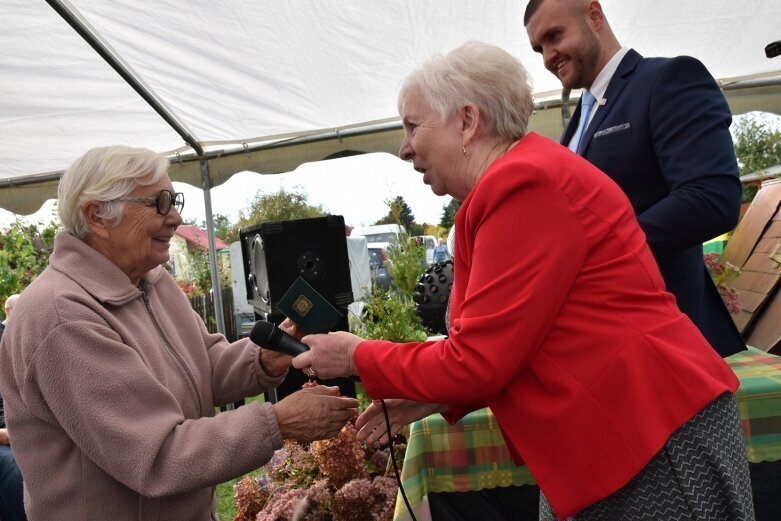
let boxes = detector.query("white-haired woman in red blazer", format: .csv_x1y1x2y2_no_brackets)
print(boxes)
293,41,754,521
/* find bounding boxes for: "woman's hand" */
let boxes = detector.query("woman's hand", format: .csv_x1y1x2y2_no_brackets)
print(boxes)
355,400,447,446
258,349,291,378
256,318,304,377
292,331,363,379
273,385,359,441
279,318,304,340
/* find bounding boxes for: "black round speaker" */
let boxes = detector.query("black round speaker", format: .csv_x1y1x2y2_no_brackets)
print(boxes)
413,260,454,335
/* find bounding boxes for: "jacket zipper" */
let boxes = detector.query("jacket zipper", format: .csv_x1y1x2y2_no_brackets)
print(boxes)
141,285,204,415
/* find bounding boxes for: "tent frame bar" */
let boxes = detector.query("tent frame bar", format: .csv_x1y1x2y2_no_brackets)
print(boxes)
46,0,227,335
0,121,405,188
45,0,204,156
7,71,780,190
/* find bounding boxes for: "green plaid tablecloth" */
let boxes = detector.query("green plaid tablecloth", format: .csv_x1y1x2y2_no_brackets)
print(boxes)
728,347,781,463
393,347,781,521
393,407,536,521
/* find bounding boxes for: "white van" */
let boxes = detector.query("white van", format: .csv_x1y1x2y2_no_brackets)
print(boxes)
350,224,404,248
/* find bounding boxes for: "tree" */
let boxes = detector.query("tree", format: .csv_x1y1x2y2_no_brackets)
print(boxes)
733,114,781,202
734,114,781,175
176,245,230,297
439,199,462,229
200,214,235,243
0,220,59,319
212,214,233,241
374,196,417,233
232,188,328,238
354,233,428,342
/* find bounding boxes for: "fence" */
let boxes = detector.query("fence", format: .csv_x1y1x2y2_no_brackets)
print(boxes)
188,288,238,342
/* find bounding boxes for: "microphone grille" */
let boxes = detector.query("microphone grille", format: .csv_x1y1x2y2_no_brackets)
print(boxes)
249,320,275,347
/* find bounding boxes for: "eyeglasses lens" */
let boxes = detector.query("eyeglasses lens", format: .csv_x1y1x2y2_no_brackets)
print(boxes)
156,190,184,215
158,190,172,214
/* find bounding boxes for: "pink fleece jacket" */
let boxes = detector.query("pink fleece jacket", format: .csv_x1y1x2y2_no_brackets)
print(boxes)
0,232,285,521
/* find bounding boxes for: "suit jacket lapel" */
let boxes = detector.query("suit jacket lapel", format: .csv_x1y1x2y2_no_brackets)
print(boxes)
576,49,643,155
561,99,581,145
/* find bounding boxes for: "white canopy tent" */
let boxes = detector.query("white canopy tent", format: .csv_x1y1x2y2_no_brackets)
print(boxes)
3,0,780,212
2,0,780,332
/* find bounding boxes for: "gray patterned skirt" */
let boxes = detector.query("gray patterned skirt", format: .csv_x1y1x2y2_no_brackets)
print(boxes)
539,392,754,520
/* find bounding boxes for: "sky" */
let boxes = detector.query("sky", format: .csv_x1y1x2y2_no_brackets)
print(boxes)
175,152,451,230
0,152,452,231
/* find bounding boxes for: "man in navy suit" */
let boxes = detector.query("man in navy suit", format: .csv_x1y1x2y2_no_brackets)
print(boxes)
525,0,746,357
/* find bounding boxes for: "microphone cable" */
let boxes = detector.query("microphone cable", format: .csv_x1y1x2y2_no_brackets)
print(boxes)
381,399,417,521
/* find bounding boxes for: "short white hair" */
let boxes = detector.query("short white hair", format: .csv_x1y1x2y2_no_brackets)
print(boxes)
58,145,169,238
4,294,20,314
398,41,534,141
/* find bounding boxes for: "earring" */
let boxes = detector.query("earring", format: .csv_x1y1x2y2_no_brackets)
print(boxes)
462,146,468,156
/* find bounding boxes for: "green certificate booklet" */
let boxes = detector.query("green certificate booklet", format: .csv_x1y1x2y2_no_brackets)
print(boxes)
278,276,344,334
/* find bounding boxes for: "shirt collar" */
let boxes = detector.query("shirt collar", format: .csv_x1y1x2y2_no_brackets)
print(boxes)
588,47,630,103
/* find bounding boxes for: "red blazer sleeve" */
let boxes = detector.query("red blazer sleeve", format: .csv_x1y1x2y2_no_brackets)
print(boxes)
355,155,587,405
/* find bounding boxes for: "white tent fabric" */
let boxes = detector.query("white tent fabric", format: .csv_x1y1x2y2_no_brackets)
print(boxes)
2,0,780,215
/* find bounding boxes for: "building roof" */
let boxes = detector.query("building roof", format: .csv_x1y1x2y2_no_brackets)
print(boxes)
740,164,781,184
174,225,227,250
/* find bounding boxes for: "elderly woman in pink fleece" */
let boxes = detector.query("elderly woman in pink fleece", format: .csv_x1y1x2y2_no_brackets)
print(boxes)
0,145,358,521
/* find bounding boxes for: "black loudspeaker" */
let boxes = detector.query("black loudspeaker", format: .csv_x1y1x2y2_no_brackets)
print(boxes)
239,215,354,318
238,215,356,402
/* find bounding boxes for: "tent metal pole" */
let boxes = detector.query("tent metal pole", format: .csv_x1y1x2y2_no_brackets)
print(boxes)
560,88,572,129
200,160,226,336
47,0,229,336
45,0,204,156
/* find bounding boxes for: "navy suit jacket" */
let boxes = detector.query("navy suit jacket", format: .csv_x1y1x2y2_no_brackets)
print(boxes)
562,49,745,357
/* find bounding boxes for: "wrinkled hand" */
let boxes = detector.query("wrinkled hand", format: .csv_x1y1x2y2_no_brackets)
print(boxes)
273,385,359,441
292,331,362,379
355,400,447,446
279,318,304,341
258,349,291,378
256,319,305,377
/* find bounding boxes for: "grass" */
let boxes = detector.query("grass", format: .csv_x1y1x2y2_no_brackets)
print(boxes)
216,477,241,521
215,394,265,521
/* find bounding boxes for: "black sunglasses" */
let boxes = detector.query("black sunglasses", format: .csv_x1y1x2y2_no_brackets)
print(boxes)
116,189,185,215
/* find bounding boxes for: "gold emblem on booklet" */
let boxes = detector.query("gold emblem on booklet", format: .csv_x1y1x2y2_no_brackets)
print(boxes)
279,276,344,333
293,295,313,316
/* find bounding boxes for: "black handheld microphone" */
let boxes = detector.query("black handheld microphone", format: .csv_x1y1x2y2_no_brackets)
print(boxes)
766,40,781,59
250,320,309,357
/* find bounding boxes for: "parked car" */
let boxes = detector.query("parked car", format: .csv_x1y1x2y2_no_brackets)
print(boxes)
367,243,391,291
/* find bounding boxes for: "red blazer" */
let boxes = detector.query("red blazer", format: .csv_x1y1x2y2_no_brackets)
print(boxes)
355,132,738,518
